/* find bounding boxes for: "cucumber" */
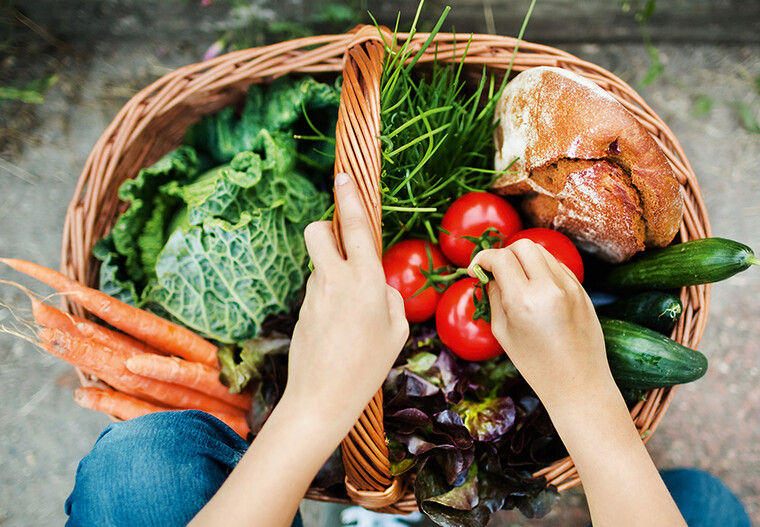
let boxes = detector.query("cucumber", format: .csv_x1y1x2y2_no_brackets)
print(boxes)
606,237,759,291
600,317,707,389
599,292,683,333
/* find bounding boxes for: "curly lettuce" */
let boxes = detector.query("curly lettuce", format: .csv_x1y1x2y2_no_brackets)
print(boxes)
383,329,561,527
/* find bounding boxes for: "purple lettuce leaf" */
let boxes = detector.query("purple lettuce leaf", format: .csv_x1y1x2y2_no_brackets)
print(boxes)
477,468,557,518
432,410,475,450
383,326,561,526
425,463,480,510
414,459,492,527
453,397,516,442
435,446,476,486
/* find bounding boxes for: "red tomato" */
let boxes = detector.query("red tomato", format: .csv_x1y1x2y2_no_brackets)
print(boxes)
439,192,523,268
435,278,503,361
506,228,585,283
383,239,451,323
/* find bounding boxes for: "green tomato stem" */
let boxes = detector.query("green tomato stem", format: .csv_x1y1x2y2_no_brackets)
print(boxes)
426,267,469,283
472,264,490,284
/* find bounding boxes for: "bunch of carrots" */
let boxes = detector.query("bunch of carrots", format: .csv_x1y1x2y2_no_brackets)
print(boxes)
1,258,251,438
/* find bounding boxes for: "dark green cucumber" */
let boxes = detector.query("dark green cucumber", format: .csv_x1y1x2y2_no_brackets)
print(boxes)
600,317,707,389
599,292,683,333
606,237,759,291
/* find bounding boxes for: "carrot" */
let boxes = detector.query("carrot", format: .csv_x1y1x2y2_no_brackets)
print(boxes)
74,387,250,438
38,327,244,417
1,258,218,367
31,298,167,358
74,386,164,419
125,354,252,411
204,411,251,439
34,300,249,410
30,297,81,336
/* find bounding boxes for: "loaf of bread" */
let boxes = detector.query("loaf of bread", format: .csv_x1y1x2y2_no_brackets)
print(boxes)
492,66,683,262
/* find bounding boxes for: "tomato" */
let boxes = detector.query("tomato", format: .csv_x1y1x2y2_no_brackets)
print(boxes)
435,278,503,361
506,228,585,283
439,192,523,268
383,239,451,323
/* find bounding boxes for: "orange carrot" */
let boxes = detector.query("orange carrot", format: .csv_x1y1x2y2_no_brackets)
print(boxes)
125,354,251,411
31,298,167,358
1,258,217,366
39,327,244,417
74,386,165,419
30,297,81,336
74,387,250,438
204,411,251,439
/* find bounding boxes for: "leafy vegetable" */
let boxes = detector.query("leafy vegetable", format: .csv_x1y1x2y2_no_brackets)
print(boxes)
218,335,291,434
453,398,516,443
145,210,303,342
186,76,340,169
383,328,560,526
98,146,199,293
217,335,291,394
95,77,338,343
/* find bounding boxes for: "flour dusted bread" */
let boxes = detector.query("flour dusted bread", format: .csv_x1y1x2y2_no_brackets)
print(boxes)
492,66,683,262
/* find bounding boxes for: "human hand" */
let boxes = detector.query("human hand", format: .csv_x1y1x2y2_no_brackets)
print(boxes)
282,173,409,433
470,240,687,527
469,239,613,411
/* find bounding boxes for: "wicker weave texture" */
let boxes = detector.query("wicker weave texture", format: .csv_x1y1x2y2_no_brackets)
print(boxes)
62,27,711,513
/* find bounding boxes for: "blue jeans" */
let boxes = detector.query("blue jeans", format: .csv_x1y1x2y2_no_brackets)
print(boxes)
65,410,749,527
660,468,751,527
64,410,302,527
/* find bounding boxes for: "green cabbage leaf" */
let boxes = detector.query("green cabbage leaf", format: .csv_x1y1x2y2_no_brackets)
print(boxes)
94,77,337,343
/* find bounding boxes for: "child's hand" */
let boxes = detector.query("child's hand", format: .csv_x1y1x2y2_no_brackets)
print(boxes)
192,175,408,527
283,173,409,432
470,240,688,527
469,240,613,410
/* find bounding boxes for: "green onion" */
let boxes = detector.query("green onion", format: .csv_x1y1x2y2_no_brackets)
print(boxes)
375,4,509,248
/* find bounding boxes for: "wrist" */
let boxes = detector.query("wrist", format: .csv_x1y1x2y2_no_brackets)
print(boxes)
276,389,358,446
542,375,628,434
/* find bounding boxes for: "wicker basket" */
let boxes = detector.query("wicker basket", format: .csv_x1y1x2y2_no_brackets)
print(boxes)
61,25,712,514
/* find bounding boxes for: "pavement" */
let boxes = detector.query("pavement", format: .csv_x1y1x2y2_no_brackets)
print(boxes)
0,3,758,526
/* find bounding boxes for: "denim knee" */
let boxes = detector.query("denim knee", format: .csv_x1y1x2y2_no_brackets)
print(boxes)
661,468,751,527
65,410,249,527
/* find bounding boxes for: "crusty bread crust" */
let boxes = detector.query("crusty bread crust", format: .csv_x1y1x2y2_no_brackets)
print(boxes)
493,67,683,262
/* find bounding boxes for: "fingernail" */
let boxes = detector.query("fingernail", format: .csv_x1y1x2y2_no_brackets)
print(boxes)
335,172,350,186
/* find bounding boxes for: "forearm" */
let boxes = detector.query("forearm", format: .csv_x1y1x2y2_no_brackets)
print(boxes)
190,395,347,527
545,380,686,527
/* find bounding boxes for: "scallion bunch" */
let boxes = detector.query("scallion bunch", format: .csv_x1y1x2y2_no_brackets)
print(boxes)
374,6,507,248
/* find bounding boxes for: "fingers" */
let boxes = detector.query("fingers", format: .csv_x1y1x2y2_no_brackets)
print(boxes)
508,239,555,281
469,247,528,291
334,172,377,262
304,221,341,270
533,243,579,287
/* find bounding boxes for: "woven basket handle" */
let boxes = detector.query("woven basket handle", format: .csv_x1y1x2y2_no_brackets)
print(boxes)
332,25,407,511
333,25,387,255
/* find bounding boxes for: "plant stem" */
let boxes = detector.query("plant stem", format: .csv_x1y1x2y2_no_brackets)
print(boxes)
472,264,490,284
381,205,437,213
505,0,537,80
